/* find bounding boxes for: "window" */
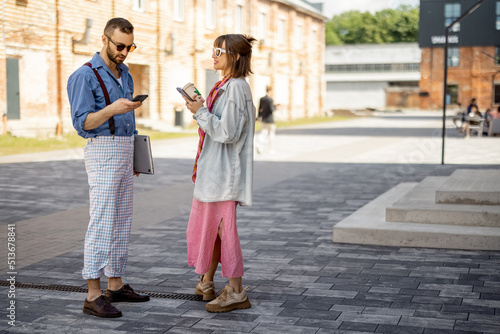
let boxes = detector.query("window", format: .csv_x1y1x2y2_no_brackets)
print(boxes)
445,3,461,32
206,0,216,29
496,47,500,65
277,19,286,44
258,12,267,41
446,84,459,105
447,47,459,67
174,0,184,21
235,5,244,33
133,0,146,12
310,29,317,51
295,24,303,50
496,1,500,30
495,84,500,104
325,63,420,73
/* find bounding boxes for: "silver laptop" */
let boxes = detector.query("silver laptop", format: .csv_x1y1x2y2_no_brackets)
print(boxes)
134,134,154,175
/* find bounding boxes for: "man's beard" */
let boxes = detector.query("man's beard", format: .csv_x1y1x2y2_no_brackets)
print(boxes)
107,45,125,65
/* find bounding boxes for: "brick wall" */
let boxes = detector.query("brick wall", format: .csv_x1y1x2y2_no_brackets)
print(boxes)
419,46,499,111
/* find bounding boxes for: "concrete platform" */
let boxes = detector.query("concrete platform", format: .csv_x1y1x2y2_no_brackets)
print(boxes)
436,169,500,205
333,183,500,250
386,177,500,227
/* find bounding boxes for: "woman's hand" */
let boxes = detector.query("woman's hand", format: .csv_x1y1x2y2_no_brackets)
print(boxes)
184,95,205,114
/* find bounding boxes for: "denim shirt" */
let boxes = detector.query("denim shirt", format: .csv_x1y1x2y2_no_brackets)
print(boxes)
193,78,256,206
67,52,136,138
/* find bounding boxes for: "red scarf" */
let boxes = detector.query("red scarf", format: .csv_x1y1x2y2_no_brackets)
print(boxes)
192,76,231,183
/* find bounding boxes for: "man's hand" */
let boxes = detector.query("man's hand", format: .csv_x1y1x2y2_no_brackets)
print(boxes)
109,98,142,116
84,99,142,131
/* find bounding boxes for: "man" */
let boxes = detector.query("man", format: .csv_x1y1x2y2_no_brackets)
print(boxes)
256,85,277,154
67,17,149,318
467,98,478,114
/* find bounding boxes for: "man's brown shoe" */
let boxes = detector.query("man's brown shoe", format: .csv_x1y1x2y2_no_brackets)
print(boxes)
105,284,150,303
83,296,122,318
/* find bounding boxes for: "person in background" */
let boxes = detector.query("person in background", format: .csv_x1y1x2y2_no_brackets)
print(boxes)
483,108,494,135
467,98,478,114
67,17,150,319
182,34,256,313
453,102,467,132
463,105,482,138
494,105,500,119
256,85,277,154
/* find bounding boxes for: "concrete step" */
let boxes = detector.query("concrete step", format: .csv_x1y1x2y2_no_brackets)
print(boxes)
386,177,500,227
332,183,500,250
435,169,500,205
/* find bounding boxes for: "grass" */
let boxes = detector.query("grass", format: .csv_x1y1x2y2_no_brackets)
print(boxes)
0,115,353,157
0,133,87,157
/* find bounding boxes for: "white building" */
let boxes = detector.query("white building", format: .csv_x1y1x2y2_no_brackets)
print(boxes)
325,43,421,111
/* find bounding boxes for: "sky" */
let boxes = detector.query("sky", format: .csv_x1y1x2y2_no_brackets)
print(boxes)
309,0,420,18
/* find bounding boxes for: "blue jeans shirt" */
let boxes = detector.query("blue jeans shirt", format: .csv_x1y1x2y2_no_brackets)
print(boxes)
67,52,136,138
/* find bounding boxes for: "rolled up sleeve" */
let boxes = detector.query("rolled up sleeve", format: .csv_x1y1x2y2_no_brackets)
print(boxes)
67,70,96,138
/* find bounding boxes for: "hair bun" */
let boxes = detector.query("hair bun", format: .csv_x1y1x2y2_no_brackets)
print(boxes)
244,35,257,45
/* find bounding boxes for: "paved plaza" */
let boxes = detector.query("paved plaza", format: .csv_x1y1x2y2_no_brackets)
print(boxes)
0,111,499,333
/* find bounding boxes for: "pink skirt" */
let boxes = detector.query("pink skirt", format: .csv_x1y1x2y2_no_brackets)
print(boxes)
186,198,244,278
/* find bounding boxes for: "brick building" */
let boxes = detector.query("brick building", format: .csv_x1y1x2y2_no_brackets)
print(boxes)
1,0,325,137
418,0,500,111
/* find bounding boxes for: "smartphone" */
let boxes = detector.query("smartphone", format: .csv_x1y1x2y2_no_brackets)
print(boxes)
132,94,148,102
176,87,194,102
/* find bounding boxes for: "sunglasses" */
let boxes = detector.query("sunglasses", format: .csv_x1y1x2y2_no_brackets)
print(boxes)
212,46,227,57
106,35,137,52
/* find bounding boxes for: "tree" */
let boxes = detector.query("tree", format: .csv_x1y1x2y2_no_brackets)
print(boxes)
325,5,419,45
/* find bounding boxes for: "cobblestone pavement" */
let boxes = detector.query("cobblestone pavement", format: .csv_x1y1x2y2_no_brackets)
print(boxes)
1,111,499,333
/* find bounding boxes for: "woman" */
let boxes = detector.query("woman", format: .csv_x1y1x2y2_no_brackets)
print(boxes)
183,34,256,313
463,105,483,138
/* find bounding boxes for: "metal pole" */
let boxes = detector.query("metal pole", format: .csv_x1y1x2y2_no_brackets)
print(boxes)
440,0,486,165
441,27,449,165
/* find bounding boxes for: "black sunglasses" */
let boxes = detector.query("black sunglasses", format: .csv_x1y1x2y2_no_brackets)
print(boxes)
105,35,137,52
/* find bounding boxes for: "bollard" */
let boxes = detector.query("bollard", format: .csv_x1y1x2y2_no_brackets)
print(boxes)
56,122,63,136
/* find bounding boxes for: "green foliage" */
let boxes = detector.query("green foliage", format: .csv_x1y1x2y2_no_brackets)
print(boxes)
326,5,419,45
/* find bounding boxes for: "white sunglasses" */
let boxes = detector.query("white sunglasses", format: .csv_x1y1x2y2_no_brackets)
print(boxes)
212,46,227,57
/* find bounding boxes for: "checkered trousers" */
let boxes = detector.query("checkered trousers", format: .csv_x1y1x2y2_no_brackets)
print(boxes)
82,136,134,280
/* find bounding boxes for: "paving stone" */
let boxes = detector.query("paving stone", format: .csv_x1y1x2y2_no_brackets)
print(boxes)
337,312,400,325
165,328,211,333
422,329,478,334
441,304,496,315
339,321,378,332
191,318,257,332
454,321,500,333
250,323,319,334
375,324,424,334
295,317,342,330
413,309,468,321
398,316,455,330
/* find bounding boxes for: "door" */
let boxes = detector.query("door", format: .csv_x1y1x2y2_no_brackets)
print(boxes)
6,58,21,120
128,64,150,118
